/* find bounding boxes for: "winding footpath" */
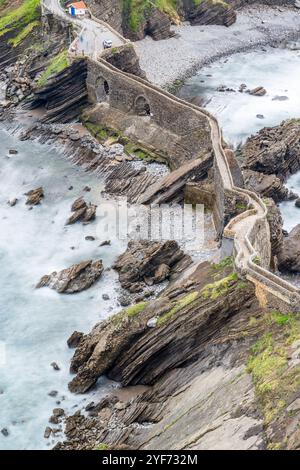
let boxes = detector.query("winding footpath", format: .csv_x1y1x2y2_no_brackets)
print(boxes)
42,1,300,310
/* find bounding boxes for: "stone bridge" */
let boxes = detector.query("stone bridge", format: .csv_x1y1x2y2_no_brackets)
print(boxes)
43,0,300,312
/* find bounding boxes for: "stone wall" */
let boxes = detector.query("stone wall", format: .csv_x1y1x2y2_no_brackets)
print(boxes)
86,59,212,169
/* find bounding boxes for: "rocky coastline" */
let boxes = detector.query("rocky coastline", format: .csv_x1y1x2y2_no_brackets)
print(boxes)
1,0,300,452
136,5,300,88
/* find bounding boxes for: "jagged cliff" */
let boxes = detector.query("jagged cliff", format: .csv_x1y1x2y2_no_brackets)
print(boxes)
54,258,300,450
86,0,237,41
85,0,296,41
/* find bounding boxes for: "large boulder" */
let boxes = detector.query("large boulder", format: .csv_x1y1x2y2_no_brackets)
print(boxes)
113,240,192,292
277,224,300,273
102,44,147,79
36,260,104,293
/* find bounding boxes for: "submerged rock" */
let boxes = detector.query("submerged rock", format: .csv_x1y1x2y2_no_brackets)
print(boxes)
7,198,18,207
249,86,267,96
36,260,104,293
44,427,52,439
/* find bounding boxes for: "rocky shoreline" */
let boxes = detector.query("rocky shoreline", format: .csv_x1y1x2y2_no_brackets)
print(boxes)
136,6,300,88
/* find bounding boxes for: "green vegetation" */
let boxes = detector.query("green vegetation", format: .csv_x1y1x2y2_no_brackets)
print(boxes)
247,311,300,428
37,50,69,87
193,0,229,7
111,301,149,325
0,0,40,44
84,122,111,141
213,256,233,270
124,142,161,162
252,255,261,266
157,291,199,326
235,202,247,211
94,442,109,450
122,0,179,33
201,272,238,300
8,19,39,47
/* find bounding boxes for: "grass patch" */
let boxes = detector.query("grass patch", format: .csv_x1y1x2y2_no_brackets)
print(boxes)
0,0,40,36
37,50,69,87
201,272,238,300
247,312,300,432
8,19,39,47
157,291,199,326
122,0,179,33
111,301,148,325
213,256,233,270
94,442,109,450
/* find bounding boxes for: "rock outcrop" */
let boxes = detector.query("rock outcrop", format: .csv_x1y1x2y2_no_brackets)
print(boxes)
68,262,251,394
25,187,44,205
55,257,300,450
138,154,213,204
36,260,104,293
277,224,300,273
0,12,71,107
113,240,192,293
181,0,237,27
241,120,300,181
66,197,97,225
265,198,284,260
27,59,88,124
102,44,147,78
243,169,293,203
88,0,241,42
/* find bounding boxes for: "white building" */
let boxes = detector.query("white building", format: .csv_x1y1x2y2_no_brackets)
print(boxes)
68,1,88,17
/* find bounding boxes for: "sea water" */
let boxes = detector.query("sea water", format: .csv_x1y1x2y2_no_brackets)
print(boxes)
0,127,126,449
179,44,300,232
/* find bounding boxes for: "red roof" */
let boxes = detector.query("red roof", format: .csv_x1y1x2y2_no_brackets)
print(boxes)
69,2,87,9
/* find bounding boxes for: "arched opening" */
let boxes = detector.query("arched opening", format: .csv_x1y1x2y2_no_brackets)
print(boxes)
104,80,109,95
95,76,110,102
134,96,151,116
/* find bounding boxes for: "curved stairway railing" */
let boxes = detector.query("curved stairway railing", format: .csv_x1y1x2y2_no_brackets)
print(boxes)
42,0,300,310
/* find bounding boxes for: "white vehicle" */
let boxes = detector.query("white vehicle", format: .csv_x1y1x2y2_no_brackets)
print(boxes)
103,39,113,49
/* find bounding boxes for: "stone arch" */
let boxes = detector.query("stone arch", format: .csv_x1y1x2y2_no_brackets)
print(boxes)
95,76,110,102
134,95,151,116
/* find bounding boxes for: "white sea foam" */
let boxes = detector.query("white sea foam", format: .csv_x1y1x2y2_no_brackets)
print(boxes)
0,127,126,449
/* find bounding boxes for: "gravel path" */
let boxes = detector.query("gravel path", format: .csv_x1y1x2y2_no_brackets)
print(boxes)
135,6,300,88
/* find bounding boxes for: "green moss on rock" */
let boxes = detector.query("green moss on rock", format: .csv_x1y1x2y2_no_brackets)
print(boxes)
201,272,238,300
112,301,149,325
157,291,199,326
